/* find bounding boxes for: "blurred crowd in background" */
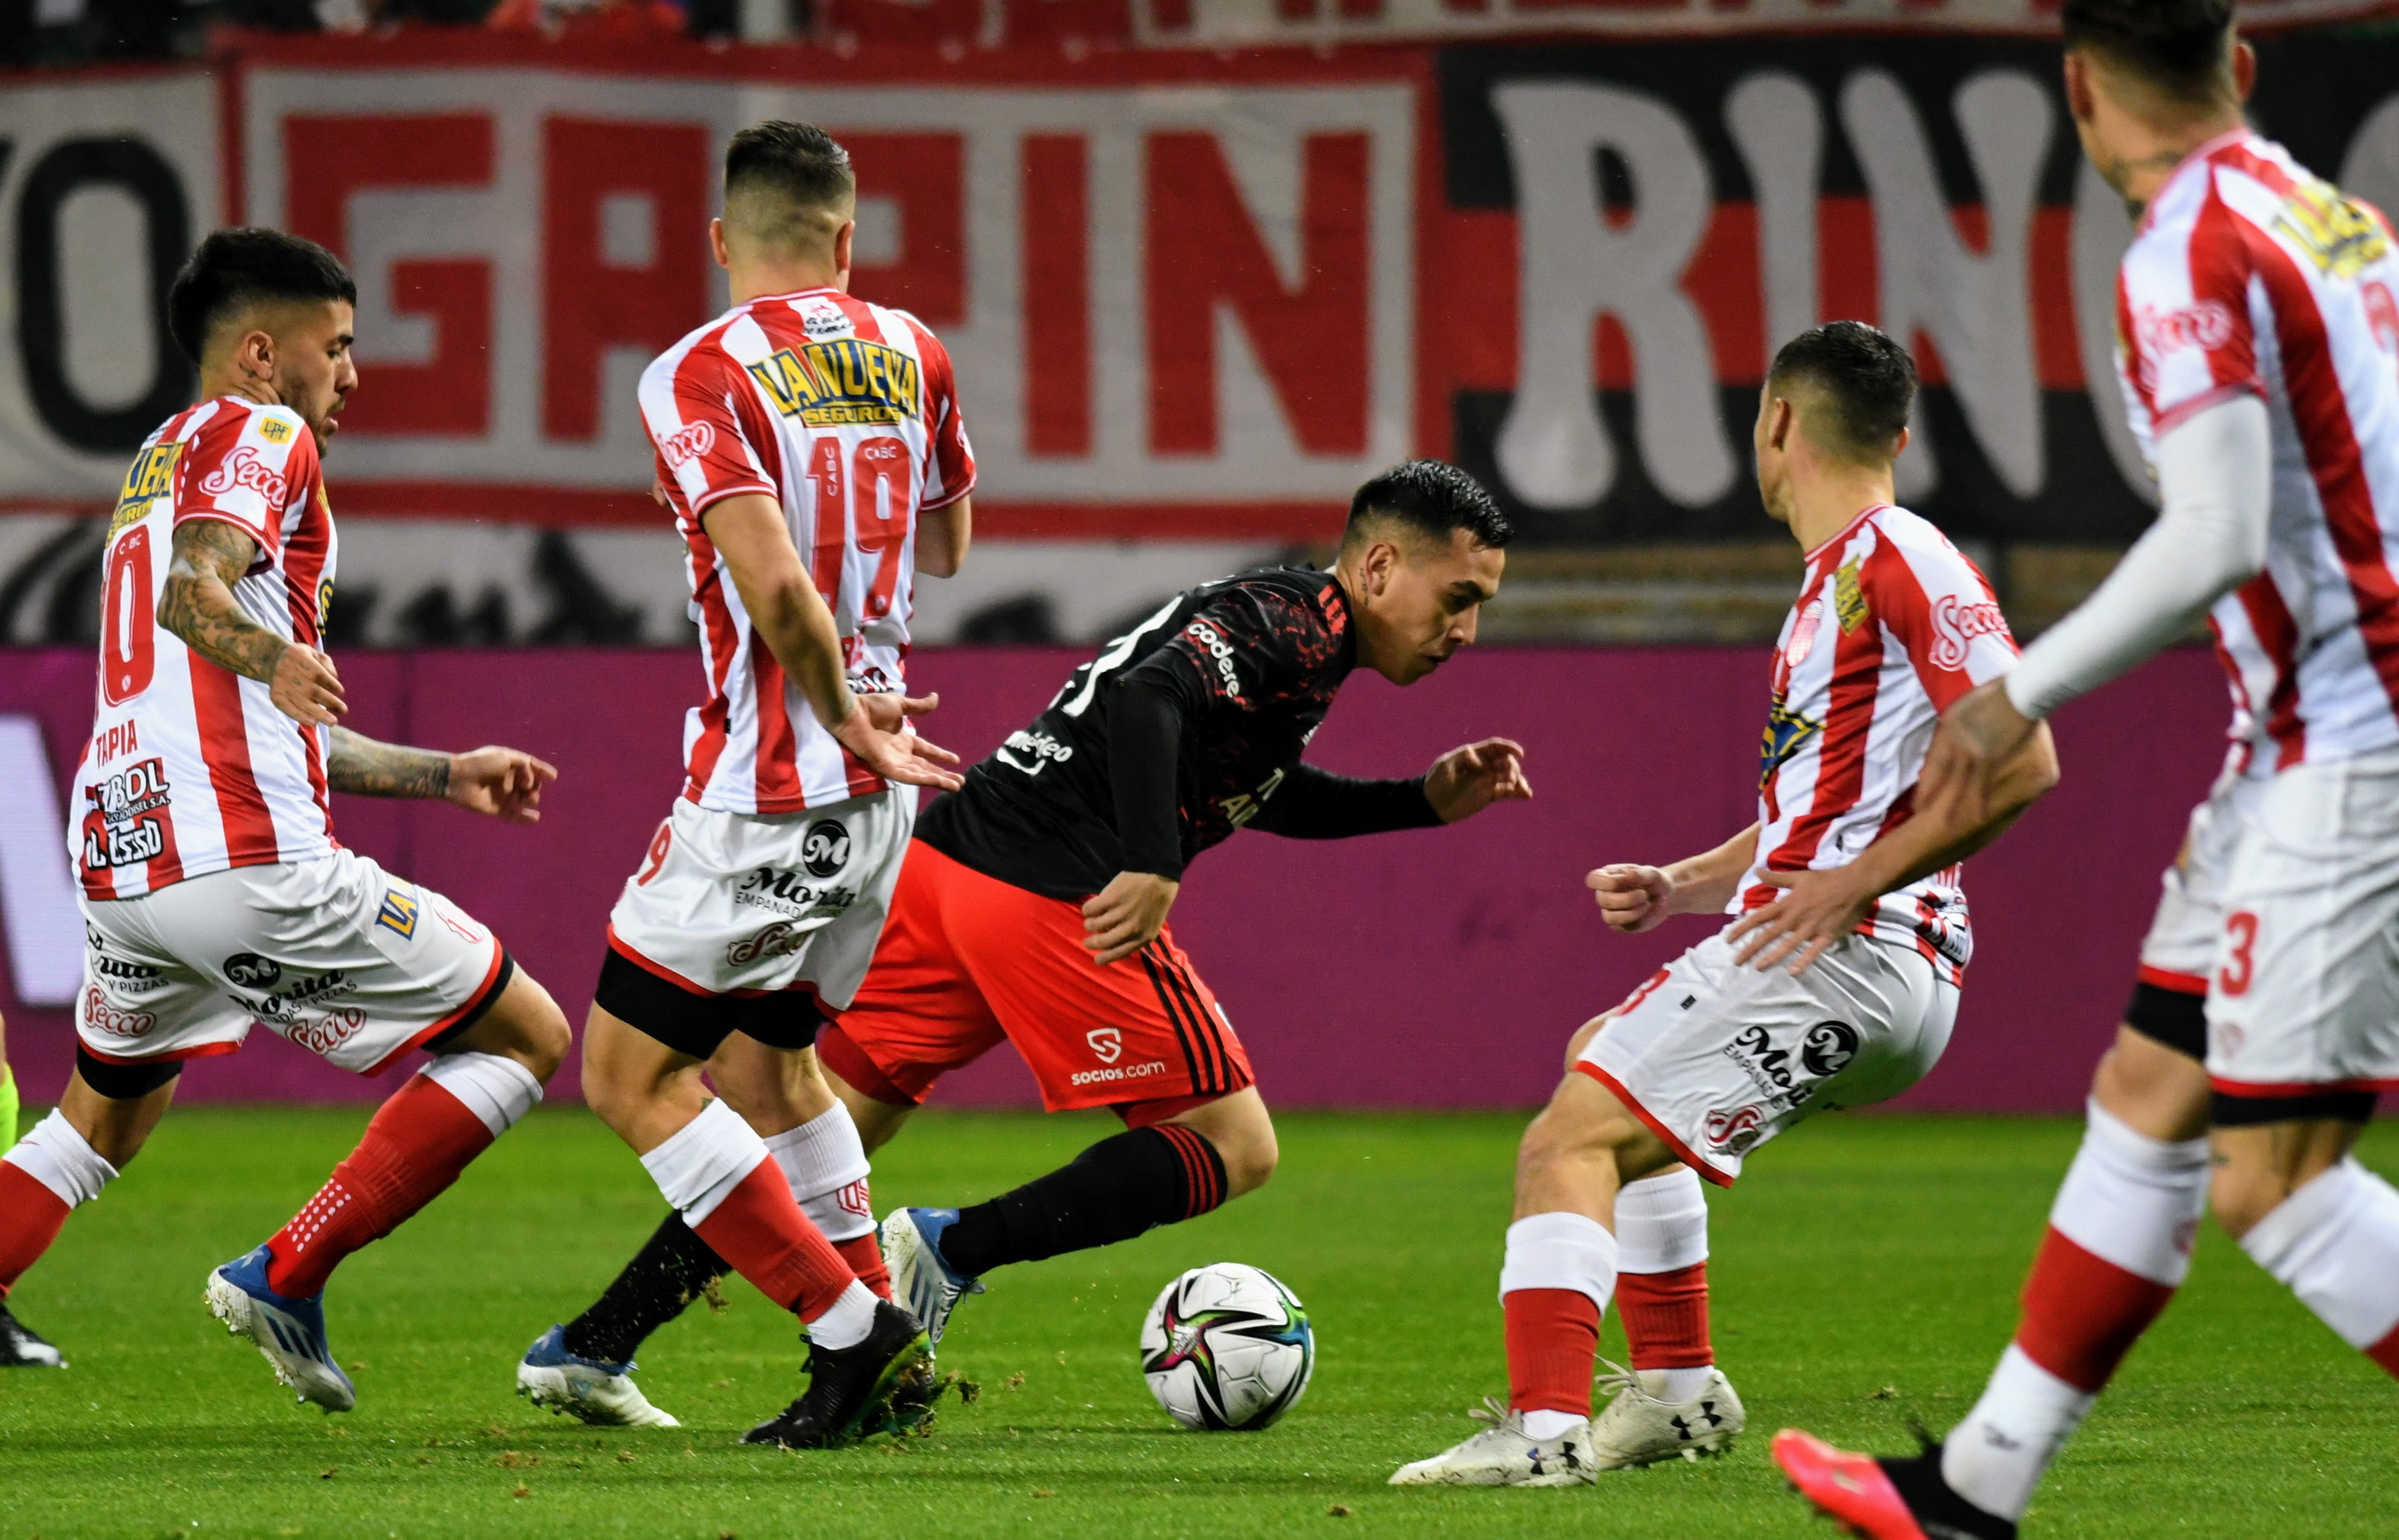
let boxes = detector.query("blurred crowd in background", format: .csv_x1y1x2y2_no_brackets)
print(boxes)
0,0,738,64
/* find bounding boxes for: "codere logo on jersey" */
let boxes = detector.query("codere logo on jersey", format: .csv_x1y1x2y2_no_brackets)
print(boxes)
110,442,182,534
745,340,921,428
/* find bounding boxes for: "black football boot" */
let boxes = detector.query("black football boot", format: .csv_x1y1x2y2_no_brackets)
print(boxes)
742,1300,934,1449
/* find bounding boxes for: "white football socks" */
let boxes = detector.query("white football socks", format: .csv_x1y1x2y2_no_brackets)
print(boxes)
1501,1212,1618,1440
2048,1100,2210,1286
4,1110,118,1209
2239,1157,2399,1354
1615,1167,1714,1401
765,1101,875,1244
420,1051,544,1137
1942,1345,2097,1522
639,1100,771,1228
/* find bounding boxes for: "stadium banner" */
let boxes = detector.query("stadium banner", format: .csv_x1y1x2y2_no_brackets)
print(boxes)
5,31,2399,644
1,642,2231,1113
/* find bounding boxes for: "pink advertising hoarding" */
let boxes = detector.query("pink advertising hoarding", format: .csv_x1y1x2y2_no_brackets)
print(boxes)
1,643,2226,1112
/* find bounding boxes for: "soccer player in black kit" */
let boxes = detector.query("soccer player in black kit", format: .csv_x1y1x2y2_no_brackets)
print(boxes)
835,459,1530,1344
547,460,1529,1369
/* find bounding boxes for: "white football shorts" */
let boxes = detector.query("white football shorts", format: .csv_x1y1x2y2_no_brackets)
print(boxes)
2135,760,2263,991
2206,744,2399,1098
76,848,508,1076
604,786,916,1010
1576,926,1959,1186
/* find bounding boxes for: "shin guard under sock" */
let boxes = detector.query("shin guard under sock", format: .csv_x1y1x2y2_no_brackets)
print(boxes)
939,1125,1227,1278
2239,1157,2399,1376
563,1212,731,1364
1613,1166,1713,1397
1499,1212,1618,1421
0,1112,118,1298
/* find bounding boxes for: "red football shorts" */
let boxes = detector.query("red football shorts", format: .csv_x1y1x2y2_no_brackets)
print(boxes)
821,840,1253,1121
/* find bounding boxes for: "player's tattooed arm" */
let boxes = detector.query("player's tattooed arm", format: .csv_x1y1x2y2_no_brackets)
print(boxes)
328,729,559,822
327,728,451,799
160,519,348,726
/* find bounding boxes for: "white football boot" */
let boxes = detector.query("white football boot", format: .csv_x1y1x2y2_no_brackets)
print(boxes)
1389,1398,1597,1487
879,1208,983,1350
516,1325,679,1428
204,1244,355,1413
1585,1360,1744,1468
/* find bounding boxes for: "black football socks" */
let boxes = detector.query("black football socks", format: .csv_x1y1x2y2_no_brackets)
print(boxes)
937,1125,1229,1278
561,1212,730,1366
1879,1443,2019,1540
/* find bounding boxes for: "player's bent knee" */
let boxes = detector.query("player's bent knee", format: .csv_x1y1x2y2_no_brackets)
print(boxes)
469,972,571,1082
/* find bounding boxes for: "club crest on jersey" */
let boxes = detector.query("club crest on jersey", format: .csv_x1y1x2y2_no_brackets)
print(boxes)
1833,560,1867,633
2275,178,2389,278
376,886,420,940
1783,598,1824,667
1758,698,1821,788
110,442,182,534
744,339,921,428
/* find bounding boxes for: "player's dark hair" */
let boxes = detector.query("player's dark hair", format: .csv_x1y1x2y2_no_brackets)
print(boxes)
1342,460,1512,552
724,120,855,241
1767,321,1917,466
166,227,355,364
2060,0,2238,106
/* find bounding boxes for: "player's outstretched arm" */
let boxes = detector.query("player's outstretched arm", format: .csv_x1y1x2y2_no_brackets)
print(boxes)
327,729,558,823
1920,395,2269,828
159,519,346,726
1728,722,2059,974
1587,822,1760,934
700,492,961,791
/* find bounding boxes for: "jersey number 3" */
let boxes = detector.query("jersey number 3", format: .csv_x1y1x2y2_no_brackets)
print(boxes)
808,435,910,622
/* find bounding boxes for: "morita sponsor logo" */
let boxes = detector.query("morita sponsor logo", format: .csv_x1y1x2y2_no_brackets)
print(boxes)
733,870,857,921
198,445,290,506
240,966,354,1022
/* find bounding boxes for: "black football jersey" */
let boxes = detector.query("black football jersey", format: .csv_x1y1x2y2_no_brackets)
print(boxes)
916,565,1357,899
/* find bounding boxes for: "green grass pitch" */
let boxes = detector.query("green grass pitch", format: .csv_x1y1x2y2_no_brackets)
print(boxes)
1,1106,2393,1538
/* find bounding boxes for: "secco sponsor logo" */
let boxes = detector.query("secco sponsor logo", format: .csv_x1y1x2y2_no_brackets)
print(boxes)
728,921,809,967
1185,619,1242,698
1702,1105,1764,1155
1071,1059,1169,1088
83,986,157,1038
659,420,715,468
284,1006,367,1056
198,445,290,506
1928,593,2008,671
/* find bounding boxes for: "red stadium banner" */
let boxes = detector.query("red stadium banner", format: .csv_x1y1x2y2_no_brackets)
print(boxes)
3,26,2399,556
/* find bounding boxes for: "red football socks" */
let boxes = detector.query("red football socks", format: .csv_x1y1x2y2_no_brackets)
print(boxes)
2014,1226,2178,1392
1504,1288,1602,1418
1617,1260,1713,1370
266,1073,497,1299
836,1233,893,1301
690,1160,862,1322
0,1163,70,1300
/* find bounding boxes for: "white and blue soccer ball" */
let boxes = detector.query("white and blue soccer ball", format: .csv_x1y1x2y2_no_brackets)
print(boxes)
1139,1262,1314,1431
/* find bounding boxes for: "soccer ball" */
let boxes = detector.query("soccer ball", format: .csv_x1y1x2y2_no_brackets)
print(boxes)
1139,1263,1314,1431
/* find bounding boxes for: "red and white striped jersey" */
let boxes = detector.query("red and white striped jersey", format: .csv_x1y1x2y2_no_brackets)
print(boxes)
641,286,973,815
1736,505,2019,982
2116,129,2399,777
71,396,339,899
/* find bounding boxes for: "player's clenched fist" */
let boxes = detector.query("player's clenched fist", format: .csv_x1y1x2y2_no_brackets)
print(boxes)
1588,863,1674,933
269,643,347,726
447,746,559,823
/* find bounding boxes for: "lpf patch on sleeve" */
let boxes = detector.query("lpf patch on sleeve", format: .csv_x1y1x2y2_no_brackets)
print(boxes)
1833,560,1868,634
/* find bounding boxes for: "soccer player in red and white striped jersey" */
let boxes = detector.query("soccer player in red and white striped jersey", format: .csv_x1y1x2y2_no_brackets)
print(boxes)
0,229,573,1414
1782,4,2399,1535
1395,324,2059,1489
533,122,969,1449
